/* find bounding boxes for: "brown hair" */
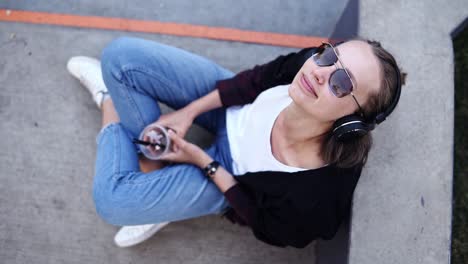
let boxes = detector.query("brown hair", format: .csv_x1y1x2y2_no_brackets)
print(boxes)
320,39,405,168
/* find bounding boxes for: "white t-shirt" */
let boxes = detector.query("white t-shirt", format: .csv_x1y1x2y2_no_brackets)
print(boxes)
226,84,309,175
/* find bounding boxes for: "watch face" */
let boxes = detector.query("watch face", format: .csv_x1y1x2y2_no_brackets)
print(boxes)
205,161,219,177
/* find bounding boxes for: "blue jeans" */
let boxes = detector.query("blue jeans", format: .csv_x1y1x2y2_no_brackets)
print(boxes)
93,37,235,226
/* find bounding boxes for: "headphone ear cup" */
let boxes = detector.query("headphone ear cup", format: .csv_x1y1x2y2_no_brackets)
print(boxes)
332,114,370,141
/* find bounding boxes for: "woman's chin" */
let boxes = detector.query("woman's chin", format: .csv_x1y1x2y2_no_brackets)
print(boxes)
289,83,313,106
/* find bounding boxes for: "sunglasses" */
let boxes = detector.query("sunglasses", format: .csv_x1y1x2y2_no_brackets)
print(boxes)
312,42,365,117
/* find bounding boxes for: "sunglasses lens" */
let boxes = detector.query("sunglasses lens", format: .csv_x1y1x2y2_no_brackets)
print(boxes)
313,44,337,66
330,69,353,98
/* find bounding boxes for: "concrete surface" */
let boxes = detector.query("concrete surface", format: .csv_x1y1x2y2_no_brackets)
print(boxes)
0,24,312,264
1,0,348,36
349,1,468,264
0,0,466,264
0,1,352,263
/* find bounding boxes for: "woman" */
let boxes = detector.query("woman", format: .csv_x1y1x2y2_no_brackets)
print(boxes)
67,36,402,248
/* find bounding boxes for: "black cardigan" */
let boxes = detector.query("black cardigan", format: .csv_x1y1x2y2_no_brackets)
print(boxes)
214,46,363,248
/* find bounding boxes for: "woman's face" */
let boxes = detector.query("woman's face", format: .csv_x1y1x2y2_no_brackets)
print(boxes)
288,40,382,123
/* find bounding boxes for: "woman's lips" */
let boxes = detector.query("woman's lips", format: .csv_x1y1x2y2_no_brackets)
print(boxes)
300,73,318,98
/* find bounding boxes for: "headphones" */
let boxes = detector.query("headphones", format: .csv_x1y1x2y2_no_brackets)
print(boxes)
331,59,402,142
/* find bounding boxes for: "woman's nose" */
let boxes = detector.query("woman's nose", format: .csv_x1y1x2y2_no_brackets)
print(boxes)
310,65,334,85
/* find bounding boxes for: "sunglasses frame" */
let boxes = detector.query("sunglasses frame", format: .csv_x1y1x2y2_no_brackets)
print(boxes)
312,42,366,118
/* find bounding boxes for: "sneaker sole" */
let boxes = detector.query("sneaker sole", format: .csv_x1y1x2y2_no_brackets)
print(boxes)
114,222,170,248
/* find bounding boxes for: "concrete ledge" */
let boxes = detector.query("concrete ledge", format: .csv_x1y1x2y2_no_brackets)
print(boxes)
348,1,468,263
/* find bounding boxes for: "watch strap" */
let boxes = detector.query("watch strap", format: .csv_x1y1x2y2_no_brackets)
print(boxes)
203,161,220,180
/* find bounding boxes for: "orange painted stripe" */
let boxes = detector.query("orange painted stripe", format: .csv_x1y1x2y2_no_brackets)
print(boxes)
0,9,329,48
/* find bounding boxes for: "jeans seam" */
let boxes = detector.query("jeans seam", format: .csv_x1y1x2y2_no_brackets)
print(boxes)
110,168,206,186
119,78,147,132
122,64,190,102
113,124,121,177
96,122,118,145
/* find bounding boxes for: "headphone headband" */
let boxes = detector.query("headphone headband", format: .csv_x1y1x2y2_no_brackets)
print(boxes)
370,58,402,125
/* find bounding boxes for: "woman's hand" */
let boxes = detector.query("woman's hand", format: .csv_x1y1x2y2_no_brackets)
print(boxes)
153,106,196,139
161,130,212,168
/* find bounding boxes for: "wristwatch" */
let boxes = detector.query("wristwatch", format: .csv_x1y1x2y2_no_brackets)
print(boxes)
203,161,220,180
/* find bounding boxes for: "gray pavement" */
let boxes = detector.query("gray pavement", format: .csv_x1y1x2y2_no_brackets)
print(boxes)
0,25,313,264
0,0,349,36
350,1,467,263
0,0,466,264
0,1,351,263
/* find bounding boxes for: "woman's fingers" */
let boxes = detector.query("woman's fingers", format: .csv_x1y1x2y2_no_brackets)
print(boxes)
165,126,178,134
161,151,175,161
168,130,183,152
167,130,179,151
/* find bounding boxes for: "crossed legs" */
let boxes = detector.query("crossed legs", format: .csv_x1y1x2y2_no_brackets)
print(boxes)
101,98,165,173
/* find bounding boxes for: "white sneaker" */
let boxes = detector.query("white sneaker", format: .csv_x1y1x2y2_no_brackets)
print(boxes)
67,56,109,109
114,222,170,247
